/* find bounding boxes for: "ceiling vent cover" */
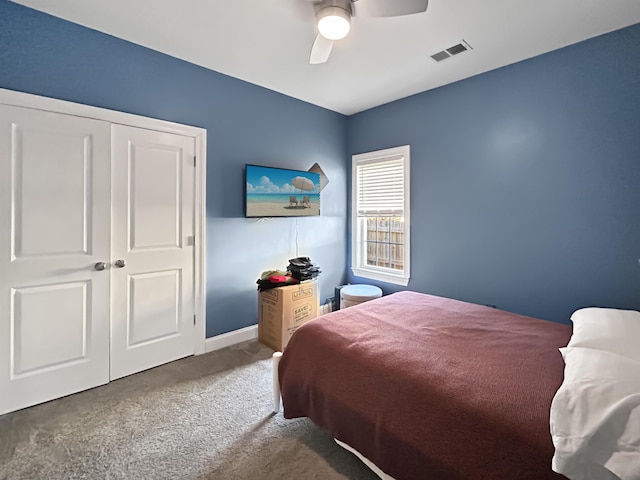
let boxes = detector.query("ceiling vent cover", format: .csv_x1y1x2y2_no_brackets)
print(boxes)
430,40,472,62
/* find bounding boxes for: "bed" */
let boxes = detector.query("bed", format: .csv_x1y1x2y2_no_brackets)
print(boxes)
275,291,572,480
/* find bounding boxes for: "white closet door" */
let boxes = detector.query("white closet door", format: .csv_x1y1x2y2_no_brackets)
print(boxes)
110,125,196,380
0,105,111,415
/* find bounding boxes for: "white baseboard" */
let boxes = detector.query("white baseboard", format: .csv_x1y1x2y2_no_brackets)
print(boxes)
204,325,259,353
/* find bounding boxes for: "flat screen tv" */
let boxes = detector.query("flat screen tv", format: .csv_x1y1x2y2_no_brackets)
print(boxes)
245,164,320,217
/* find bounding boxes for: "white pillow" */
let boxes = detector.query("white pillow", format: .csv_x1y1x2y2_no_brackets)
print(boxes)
569,308,640,361
551,346,640,480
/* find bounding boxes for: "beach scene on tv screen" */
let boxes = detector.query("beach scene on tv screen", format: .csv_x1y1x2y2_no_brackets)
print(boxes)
246,165,320,217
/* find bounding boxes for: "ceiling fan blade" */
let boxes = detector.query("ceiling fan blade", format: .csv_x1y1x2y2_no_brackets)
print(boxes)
352,0,428,17
309,34,334,64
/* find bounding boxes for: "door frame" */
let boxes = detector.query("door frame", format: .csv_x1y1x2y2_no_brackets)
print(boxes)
0,88,208,355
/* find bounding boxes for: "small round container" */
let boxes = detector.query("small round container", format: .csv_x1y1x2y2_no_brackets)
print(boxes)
340,284,383,309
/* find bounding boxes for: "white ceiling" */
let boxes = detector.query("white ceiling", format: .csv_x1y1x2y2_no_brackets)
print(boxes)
12,0,640,115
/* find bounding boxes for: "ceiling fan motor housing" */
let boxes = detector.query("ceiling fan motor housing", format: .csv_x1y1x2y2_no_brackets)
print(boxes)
314,0,352,16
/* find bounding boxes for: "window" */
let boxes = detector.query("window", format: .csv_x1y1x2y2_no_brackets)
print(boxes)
352,145,410,286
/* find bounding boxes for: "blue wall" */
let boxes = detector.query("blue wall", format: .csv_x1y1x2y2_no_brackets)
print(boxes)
2,0,638,331
348,24,640,324
0,0,348,337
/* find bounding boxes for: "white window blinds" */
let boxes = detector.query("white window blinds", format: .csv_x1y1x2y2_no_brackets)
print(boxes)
355,155,405,216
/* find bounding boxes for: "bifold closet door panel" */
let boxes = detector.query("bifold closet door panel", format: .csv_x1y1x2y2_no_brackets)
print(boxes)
0,105,111,415
110,124,196,380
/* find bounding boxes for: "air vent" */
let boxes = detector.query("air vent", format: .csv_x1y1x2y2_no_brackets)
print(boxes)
430,40,472,62
446,43,468,56
430,51,450,62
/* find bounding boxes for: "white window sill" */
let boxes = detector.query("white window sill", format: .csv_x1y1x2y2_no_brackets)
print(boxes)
351,267,409,286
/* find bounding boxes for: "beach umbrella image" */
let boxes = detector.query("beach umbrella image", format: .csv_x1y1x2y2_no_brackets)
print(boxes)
291,176,315,192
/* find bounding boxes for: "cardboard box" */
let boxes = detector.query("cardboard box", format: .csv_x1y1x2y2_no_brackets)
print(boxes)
258,280,319,351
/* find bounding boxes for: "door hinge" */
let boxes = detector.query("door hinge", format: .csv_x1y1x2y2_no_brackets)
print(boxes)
193,155,196,167
193,314,196,326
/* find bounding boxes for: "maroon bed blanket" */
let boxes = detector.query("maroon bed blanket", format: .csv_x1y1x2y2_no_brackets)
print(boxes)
279,291,571,480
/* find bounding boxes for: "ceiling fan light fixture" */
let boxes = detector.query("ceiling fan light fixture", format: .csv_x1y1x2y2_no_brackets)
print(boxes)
316,6,351,40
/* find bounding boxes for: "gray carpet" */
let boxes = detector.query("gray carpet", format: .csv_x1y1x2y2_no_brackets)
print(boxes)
0,341,380,480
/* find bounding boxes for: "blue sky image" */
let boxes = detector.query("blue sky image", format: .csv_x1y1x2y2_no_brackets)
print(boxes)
246,165,320,194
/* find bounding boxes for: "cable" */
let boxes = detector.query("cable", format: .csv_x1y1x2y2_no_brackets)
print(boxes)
295,219,299,257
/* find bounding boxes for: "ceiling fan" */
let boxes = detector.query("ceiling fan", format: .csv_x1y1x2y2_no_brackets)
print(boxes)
306,0,429,64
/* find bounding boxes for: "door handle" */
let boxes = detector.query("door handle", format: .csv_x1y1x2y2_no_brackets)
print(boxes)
94,262,108,271
113,259,126,268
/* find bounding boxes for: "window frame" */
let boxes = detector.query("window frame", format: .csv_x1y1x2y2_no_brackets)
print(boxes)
351,145,410,286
